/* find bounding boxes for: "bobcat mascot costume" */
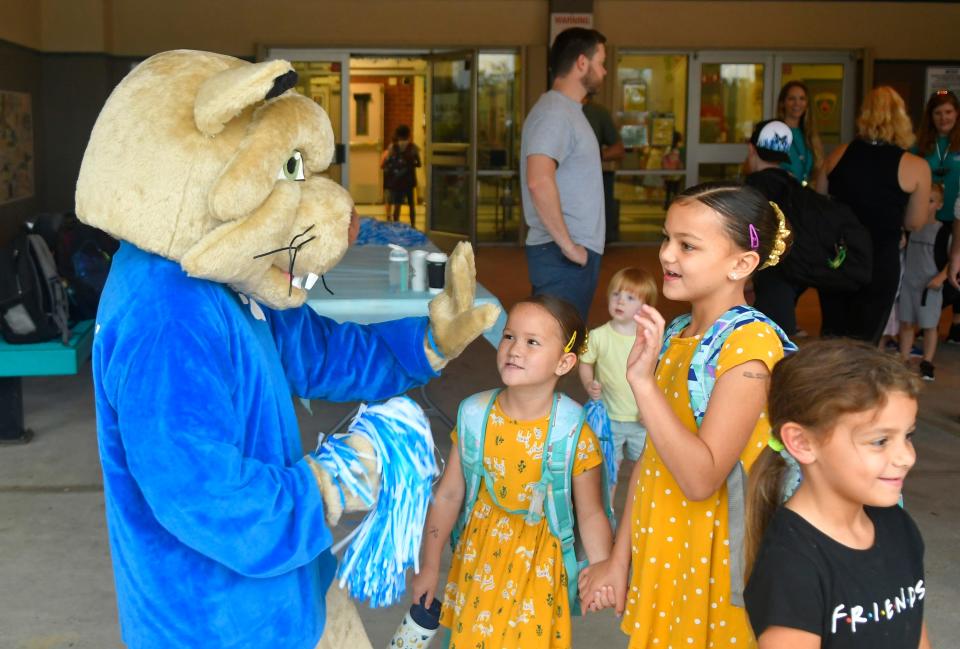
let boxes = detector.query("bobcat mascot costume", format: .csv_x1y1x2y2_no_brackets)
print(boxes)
75,50,499,649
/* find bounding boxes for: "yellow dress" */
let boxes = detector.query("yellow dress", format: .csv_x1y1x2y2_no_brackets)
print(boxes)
620,321,784,648
440,397,603,649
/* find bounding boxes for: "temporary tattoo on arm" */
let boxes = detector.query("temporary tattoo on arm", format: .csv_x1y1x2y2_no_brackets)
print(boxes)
742,371,769,380
428,527,439,539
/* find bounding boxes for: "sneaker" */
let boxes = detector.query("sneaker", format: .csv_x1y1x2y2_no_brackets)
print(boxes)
946,324,960,345
909,345,923,358
883,339,899,354
919,360,935,382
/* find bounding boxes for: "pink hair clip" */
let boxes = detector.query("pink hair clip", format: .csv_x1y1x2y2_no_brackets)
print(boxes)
748,224,760,251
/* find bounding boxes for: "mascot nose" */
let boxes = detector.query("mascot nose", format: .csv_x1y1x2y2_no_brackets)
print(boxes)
348,208,360,246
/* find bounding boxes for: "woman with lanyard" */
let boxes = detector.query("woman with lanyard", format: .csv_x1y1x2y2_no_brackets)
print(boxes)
915,89,960,342
777,81,823,186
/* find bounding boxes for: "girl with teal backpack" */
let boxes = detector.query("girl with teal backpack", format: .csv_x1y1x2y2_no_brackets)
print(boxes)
580,182,796,649
411,295,614,649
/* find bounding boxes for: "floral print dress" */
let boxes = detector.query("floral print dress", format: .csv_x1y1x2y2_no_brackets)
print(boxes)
440,397,602,649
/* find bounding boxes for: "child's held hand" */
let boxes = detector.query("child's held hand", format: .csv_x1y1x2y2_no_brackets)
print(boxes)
626,305,665,391
578,559,628,616
410,564,440,608
587,380,603,401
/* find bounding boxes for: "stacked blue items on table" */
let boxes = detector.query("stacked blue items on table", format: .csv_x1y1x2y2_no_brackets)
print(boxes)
355,217,429,247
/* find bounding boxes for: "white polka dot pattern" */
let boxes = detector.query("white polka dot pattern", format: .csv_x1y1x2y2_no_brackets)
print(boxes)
621,322,783,647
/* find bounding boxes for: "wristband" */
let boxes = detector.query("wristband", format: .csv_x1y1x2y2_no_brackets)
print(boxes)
426,328,446,360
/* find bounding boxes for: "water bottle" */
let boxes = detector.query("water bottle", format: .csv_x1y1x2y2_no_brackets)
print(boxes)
410,249,429,292
389,596,441,648
388,244,409,292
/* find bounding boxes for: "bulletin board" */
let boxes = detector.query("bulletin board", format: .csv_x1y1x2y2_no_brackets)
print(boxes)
0,91,34,205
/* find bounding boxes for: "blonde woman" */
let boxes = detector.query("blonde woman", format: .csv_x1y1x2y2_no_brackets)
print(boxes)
816,86,931,344
776,81,823,185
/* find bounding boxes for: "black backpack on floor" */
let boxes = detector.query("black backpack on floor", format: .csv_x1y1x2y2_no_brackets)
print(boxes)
746,169,873,292
0,232,71,344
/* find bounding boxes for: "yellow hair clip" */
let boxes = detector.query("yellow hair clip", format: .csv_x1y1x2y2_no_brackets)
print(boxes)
760,201,791,270
564,330,577,353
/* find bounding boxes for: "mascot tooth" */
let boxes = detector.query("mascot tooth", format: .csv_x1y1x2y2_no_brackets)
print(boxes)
76,49,499,649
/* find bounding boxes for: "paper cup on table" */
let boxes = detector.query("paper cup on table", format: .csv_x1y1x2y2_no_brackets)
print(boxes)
426,252,448,295
410,250,429,292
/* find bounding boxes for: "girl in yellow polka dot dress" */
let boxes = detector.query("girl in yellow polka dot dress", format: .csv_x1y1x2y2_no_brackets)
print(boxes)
579,182,795,649
411,295,613,649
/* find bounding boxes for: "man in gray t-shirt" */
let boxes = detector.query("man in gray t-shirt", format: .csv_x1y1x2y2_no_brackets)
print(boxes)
521,27,607,321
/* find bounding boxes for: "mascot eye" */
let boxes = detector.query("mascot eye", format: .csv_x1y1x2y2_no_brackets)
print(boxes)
278,151,305,181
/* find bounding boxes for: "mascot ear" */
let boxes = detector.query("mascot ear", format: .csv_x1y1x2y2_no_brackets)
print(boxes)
195,59,297,136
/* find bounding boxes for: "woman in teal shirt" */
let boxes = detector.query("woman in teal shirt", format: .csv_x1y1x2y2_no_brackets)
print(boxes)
777,81,823,185
916,90,960,223
915,90,960,342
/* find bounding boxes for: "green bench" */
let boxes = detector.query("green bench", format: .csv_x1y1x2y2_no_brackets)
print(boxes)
0,319,95,443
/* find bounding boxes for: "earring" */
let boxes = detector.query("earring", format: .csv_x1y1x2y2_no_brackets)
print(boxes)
729,273,738,280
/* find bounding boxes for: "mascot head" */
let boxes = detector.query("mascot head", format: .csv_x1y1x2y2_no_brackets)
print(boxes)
76,50,356,309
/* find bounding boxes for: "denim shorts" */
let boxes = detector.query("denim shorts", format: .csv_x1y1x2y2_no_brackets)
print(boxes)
525,242,602,321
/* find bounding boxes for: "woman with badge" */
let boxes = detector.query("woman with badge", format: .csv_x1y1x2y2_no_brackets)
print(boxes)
914,90,960,343
777,81,823,186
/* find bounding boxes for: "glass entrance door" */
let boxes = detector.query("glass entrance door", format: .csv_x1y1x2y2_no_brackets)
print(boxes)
688,52,773,184
613,52,689,242
687,51,855,185
773,52,857,154
476,51,522,244
427,50,478,246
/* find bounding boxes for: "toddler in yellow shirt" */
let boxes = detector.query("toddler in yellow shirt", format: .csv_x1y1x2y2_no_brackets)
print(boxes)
579,267,658,475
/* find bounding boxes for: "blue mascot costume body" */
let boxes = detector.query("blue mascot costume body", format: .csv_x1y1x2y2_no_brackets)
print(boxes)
75,50,499,649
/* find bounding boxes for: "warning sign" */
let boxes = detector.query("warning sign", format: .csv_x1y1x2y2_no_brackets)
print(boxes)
549,13,594,45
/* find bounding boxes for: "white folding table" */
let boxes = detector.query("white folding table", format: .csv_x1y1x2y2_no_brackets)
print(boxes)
304,244,506,430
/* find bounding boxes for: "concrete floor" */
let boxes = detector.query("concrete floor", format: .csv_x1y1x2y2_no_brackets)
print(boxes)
2,246,959,649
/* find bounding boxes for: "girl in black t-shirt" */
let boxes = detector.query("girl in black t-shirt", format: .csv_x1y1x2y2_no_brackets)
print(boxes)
743,340,932,649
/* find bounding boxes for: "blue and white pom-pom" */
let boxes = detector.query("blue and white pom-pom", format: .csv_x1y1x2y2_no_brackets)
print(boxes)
312,396,438,608
585,399,616,497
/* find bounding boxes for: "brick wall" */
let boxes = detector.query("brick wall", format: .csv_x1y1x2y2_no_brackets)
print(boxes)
352,75,415,146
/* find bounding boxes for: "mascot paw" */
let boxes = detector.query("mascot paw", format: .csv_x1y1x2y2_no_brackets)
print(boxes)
426,242,501,369
309,435,379,527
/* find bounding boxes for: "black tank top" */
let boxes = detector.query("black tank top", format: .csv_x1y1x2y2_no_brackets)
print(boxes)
828,139,909,236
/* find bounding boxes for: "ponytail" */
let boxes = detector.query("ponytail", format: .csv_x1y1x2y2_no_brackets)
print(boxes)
744,447,787,579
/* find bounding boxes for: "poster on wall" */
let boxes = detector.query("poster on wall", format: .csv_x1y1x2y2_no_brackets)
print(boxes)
651,116,676,147
925,67,960,104
807,80,842,142
0,91,34,204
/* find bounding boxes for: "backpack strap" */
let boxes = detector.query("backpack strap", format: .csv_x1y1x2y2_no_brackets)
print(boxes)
540,393,587,615
660,305,796,608
450,388,500,551
686,305,797,425
659,313,692,358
